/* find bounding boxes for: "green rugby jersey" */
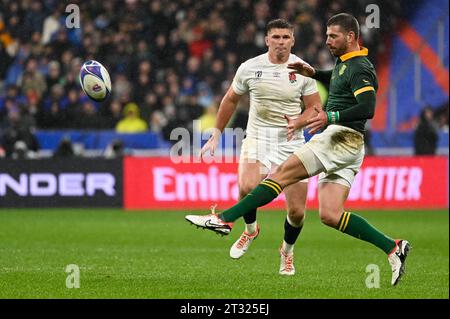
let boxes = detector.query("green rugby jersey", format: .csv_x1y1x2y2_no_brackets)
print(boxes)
319,47,378,133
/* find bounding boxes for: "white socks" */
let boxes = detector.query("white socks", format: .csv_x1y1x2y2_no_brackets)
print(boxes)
245,221,258,235
281,241,294,254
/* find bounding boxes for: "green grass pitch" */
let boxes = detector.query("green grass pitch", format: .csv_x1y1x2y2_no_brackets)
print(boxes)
0,209,448,299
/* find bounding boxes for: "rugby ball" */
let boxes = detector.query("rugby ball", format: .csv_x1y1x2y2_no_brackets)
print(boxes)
79,60,111,102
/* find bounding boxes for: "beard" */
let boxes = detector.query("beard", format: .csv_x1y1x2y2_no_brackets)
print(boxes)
329,43,347,57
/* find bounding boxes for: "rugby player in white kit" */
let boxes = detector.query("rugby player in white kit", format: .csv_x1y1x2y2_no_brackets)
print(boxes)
200,19,322,275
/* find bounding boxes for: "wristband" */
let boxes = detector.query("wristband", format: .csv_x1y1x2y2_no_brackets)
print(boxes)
326,111,340,124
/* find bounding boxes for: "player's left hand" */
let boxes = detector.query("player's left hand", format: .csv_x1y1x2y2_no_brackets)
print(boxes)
306,106,327,134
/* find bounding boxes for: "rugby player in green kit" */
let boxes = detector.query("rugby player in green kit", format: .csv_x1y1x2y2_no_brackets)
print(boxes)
186,13,411,286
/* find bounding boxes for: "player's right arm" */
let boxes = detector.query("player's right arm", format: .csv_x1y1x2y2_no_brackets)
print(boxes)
200,86,242,157
201,61,248,158
287,60,332,84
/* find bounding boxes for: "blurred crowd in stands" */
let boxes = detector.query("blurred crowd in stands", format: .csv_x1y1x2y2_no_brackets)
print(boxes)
0,0,447,158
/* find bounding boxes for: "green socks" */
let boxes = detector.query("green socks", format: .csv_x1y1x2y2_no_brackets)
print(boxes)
218,180,397,255
219,179,282,222
338,212,396,254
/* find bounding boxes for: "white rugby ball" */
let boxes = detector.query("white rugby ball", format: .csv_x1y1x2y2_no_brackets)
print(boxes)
79,60,112,102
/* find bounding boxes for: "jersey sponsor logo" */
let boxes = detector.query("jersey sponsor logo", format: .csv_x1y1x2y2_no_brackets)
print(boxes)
273,72,280,78
255,71,262,78
339,64,347,76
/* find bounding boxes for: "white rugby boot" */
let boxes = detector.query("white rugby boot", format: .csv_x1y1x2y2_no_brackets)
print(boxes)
279,246,295,276
388,239,412,286
185,205,234,236
229,225,260,259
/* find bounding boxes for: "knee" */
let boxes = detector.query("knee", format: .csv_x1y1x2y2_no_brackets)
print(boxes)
239,183,258,198
319,208,341,228
287,207,306,226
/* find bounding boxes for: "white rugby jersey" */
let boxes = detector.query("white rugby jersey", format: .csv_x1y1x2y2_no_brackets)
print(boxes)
232,52,318,140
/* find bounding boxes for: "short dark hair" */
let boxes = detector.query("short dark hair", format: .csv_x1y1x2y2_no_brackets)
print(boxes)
266,19,294,34
327,13,359,40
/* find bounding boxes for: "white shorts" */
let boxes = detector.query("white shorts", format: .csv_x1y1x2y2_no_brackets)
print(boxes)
240,128,308,182
294,125,365,187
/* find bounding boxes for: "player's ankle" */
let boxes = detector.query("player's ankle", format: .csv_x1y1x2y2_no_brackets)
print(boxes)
281,241,294,254
245,222,258,234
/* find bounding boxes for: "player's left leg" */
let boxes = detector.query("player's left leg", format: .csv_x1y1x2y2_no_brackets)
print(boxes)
317,179,411,285
278,180,308,275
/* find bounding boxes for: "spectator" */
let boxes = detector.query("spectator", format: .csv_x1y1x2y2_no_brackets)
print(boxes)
116,102,148,133
104,139,125,158
75,100,104,129
134,72,152,105
151,110,168,134
64,87,82,128
0,84,26,119
414,106,439,155
0,40,14,80
11,141,33,159
1,107,39,158
39,100,67,129
46,61,62,91
435,101,449,133
196,104,218,132
53,137,75,158
41,6,62,45
18,57,47,99
139,92,159,124
101,99,123,129
22,1,46,37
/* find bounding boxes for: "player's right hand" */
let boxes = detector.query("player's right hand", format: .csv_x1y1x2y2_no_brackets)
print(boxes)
200,131,220,159
287,59,315,77
284,115,296,141
306,105,327,134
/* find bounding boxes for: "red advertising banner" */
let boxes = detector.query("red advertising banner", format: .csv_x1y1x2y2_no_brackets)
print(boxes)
124,156,448,210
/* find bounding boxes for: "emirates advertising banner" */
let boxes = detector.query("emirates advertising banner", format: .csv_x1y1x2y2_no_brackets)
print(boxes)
124,156,448,210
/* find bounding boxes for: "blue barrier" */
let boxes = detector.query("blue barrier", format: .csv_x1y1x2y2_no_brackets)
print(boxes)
35,129,448,151
36,130,172,150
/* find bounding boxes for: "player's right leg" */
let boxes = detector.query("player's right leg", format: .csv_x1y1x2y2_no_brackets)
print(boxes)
185,134,325,235
223,153,312,222
185,148,313,232
230,159,268,259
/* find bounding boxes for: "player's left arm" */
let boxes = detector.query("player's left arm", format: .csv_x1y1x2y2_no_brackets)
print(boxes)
329,90,376,123
326,69,377,123
306,91,376,134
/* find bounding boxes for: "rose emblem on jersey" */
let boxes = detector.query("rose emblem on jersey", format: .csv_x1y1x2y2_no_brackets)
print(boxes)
289,72,297,83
